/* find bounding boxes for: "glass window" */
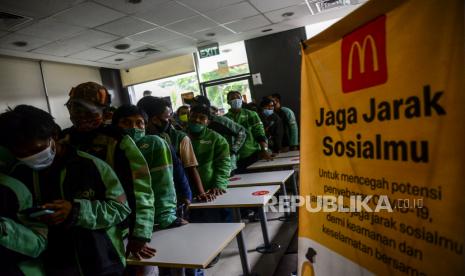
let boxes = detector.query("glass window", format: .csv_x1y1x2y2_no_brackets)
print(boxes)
204,79,252,115
129,72,200,111
197,41,250,82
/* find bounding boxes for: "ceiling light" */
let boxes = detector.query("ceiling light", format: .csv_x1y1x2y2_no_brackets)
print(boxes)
114,44,130,50
12,41,27,47
262,29,273,33
282,12,294,17
115,58,124,61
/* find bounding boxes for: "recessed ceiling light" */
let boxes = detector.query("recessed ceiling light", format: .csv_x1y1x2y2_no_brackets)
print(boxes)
115,58,124,62
12,41,28,47
262,29,273,33
114,44,130,50
282,12,294,17
205,32,216,37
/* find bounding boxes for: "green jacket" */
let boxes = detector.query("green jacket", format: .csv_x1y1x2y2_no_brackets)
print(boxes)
0,146,16,174
281,107,299,146
190,128,231,192
209,115,247,171
225,108,267,160
0,173,47,276
135,135,177,229
60,126,154,242
9,148,131,275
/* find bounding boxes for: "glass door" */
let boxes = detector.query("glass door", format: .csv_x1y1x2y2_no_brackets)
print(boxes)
201,74,253,115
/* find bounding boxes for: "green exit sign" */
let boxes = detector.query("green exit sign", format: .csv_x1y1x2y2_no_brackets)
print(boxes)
198,43,220,59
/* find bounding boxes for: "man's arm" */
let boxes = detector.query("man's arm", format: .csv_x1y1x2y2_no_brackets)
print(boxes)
179,137,206,197
0,217,47,259
119,136,154,241
168,143,192,202
284,107,299,147
72,151,132,230
212,137,231,191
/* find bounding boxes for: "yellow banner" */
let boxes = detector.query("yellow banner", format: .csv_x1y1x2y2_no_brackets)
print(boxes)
299,0,465,275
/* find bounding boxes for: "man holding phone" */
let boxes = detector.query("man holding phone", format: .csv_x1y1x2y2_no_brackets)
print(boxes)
0,105,131,275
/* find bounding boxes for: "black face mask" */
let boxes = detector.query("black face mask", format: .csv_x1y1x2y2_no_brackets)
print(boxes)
156,120,170,133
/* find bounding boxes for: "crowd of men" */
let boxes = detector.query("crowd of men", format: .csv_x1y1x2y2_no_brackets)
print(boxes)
0,82,299,276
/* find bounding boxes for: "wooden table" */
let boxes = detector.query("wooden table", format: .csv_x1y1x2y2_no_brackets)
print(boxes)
127,223,245,270
274,151,300,159
190,185,281,254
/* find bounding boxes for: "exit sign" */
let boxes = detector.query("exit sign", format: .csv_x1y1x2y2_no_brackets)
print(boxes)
198,43,220,58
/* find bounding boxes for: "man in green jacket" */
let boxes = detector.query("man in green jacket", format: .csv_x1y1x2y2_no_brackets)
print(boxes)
137,96,213,202
112,105,188,229
60,82,155,259
188,105,231,196
192,95,246,173
0,173,47,275
0,105,131,275
187,105,231,225
225,91,272,172
269,93,299,150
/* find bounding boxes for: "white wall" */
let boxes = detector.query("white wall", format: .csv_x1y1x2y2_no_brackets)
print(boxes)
0,56,102,128
305,18,342,39
0,56,48,112
41,61,101,128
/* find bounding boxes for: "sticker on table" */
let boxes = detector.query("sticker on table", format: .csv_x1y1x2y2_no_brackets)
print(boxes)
252,191,270,196
229,177,241,181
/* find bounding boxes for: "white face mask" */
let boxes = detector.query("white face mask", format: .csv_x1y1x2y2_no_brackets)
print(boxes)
229,99,243,109
18,140,56,170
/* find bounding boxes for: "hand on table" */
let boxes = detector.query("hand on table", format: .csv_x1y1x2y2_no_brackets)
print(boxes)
196,192,215,202
180,197,191,206
259,150,274,161
207,188,226,196
126,239,156,260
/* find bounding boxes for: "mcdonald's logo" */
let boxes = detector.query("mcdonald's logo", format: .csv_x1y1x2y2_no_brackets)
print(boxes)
341,15,388,93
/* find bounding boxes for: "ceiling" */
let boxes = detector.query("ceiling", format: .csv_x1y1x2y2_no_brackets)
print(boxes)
0,0,364,69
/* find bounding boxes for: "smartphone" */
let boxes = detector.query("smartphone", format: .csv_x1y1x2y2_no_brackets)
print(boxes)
20,207,55,218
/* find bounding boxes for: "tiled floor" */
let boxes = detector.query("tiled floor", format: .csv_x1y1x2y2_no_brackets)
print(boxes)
205,211,298,276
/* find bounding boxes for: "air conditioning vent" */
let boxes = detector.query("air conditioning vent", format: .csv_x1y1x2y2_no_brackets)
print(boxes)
306,0,360,14
0,11,32,30
130,46,161,57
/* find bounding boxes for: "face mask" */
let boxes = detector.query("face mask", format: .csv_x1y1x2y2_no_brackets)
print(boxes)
125,128,145,142
188,122,205,134
179,114,188,123
155,120,170,133
18,140,56,170
229,99,242,109
263,109,274,117
71,117,103,132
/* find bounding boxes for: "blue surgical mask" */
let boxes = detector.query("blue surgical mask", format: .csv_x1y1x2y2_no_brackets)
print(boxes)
229,99,242,109
125,128,145,142
18,140,56,170
263,109,274,117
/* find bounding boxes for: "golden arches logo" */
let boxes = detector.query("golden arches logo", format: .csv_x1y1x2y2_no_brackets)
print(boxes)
347,35,379,80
